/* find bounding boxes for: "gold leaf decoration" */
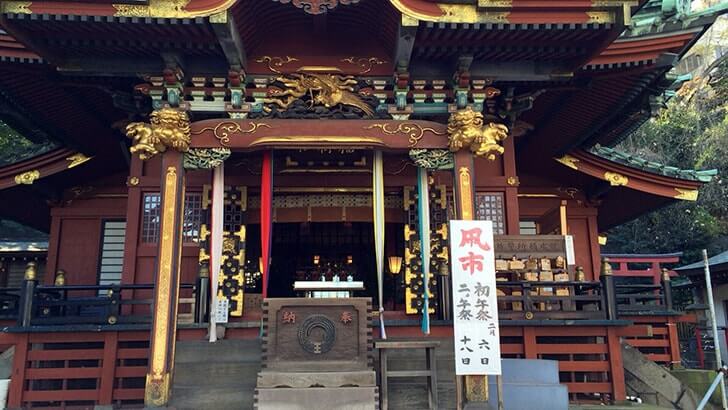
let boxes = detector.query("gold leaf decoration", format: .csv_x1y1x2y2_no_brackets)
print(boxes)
14,170,40,185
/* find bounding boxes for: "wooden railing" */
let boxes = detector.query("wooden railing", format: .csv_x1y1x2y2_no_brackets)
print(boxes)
11,280,205,328
496,281,607,320
3,330,150,408
615,274,674,314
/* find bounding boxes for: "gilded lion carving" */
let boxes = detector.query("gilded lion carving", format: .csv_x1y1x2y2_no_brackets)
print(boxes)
447,107,509,160
126,108,191,160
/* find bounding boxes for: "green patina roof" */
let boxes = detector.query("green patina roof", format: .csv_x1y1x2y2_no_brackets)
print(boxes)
625,0,728,38
590,144,718,182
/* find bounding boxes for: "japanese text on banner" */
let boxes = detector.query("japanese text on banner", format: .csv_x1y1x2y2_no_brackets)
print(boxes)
450,220,501,375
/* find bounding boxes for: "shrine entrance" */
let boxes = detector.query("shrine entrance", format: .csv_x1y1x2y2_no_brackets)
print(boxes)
247,221,404,304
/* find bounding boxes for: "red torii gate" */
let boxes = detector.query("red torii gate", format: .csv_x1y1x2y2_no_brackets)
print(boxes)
602,252,682,285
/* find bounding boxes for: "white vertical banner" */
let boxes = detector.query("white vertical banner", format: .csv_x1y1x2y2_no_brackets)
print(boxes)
209,165,224,342
450,220,501,375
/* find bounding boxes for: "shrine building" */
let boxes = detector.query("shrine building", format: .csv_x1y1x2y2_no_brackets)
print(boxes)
0,0,724,408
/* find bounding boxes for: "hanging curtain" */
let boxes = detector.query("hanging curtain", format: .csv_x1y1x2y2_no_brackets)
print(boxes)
373,150,387,339
260,151,273,299
209,165,224,342
417,167,431,334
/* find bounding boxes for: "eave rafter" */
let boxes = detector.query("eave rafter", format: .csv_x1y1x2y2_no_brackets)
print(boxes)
388,0,638,25
554,149,711,202
1,0,237,18
0,148,93,190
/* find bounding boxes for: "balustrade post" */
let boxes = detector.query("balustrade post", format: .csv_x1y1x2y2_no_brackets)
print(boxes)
18,262,37,327
661,268,674,310
195,264,210,323
600,258,618,320
107,285,121,325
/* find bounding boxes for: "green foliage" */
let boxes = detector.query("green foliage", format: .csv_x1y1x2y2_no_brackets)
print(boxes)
604,60,728,263
0,121,56,166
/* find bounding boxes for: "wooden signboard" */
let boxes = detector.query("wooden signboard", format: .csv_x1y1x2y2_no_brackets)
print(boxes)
451,220,502,375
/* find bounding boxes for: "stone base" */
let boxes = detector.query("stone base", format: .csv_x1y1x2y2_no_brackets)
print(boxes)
254,386,379,410
257,370,376,388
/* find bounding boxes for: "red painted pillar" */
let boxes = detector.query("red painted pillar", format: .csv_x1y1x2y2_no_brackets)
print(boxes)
696,327,705,369
7,334,28,408
607,327,626,401
666,318,681,368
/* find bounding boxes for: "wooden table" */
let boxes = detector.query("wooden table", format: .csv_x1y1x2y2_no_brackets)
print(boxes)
374,339,441,410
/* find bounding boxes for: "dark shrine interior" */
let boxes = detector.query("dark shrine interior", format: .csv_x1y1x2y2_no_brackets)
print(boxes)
246,222,405,307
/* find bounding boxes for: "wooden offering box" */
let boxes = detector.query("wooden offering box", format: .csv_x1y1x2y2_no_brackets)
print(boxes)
255,298,378,409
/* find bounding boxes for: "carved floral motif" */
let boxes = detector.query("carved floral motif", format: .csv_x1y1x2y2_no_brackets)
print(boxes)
273,0,360,15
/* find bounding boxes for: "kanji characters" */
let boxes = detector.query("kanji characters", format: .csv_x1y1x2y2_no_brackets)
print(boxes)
457,298,473,320
474,282,490,297
459,228,491,251
459,252,484,275
282,311,296,324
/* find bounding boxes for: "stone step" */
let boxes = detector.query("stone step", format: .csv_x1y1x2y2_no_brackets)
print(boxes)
174,361,260,388
175,339,261,364
387,382,457,410
170,385,255,410
486,381,569,410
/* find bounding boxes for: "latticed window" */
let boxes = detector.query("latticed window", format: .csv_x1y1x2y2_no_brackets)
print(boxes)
142,194,161,243
475,192,505,235
141,193,203,243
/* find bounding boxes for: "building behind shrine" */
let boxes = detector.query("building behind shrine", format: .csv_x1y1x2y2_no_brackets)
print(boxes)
0,0,725,408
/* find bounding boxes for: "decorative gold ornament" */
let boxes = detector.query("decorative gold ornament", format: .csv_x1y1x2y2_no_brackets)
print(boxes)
66,153,92,169
1,2,32,14
365,123,447,147
126,108,191,160
127,176,140,187
113,0,236,18
586,11,613,24
145,372,171,407
256,56,299,74
340,57,387,74
222,237,236,254
191,122,271,147
145,165,180,407
478,0,512,6
24,262,37,281
555,155,579,170
390,0,509,23
447,107,508,160
507,176,519,186
458,167,474,220
674,188,699,201
14,170,40,185
263,73,375,117
274,0,361,15
54,270,66,286
604,171,628,186
601,258,613,275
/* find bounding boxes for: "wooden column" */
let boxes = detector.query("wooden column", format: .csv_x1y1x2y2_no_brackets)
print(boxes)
145,150,185,407
448,107,510,408
503,136,519,234
606,327,626,401
124,107,192,408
